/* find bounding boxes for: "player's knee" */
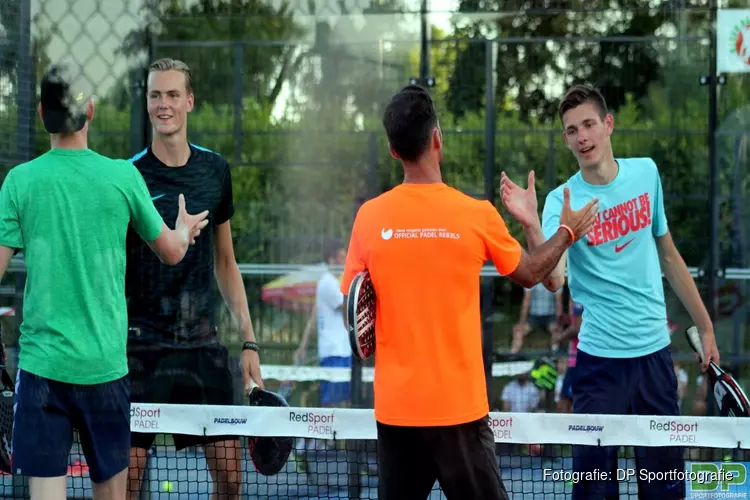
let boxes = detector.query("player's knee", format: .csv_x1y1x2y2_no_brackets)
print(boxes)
127,448,148,492
212,468,241,495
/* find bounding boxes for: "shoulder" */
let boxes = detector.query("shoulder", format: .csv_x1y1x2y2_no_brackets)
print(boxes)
189,143,230,171
10,152,57,177
128,148,150,166
544,182,568,206
618,157,659,175
317,272,341,298
108,157,143,177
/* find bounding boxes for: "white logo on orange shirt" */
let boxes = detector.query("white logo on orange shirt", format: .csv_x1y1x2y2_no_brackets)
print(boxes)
383,228,461,240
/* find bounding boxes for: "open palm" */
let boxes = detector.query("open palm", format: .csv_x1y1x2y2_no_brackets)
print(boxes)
501,171,539,228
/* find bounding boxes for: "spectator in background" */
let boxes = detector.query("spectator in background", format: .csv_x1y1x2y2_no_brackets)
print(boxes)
296,242,350,408
692,374,709,416
511,282,563,353
554,299,583,413
501,372,541,413
673,352,688,412
554,357,567,407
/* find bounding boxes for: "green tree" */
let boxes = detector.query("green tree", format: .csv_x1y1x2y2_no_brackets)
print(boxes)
445,0,684,122
118,0,306,111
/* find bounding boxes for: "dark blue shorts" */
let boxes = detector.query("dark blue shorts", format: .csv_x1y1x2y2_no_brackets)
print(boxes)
571,346,683,500
320,356,351,406
11,370,130,483
560,366,576,401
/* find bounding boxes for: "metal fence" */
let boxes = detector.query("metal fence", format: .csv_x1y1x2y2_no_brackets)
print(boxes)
2,0,750,412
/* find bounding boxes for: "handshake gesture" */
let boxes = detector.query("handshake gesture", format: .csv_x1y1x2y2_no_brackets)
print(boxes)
500,171,599,243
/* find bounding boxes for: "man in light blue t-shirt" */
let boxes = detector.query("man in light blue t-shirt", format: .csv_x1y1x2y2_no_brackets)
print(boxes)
500,84,719,500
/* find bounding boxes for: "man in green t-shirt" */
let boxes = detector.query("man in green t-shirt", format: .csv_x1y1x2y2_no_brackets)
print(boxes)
0,62,209,500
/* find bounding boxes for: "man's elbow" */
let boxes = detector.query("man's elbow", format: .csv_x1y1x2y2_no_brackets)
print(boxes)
155,245,182,266
544,275,564,293
147,229,186,266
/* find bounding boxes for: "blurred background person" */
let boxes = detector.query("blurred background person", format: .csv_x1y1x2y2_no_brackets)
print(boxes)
511,282,563,353
554,299,582,413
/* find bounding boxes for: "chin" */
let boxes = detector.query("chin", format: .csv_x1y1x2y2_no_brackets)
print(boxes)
155,126,180,137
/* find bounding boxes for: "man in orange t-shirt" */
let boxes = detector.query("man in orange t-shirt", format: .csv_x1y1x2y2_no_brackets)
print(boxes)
340,84,598,500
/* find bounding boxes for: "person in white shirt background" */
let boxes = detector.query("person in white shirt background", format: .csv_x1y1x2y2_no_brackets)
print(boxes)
296,242,351,408
500,372,541,413
511,282,563,353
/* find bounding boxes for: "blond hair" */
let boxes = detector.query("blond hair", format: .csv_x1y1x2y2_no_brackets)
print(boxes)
148,58,193,94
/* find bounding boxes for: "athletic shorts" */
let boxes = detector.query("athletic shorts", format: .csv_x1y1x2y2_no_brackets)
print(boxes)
11,370,130,483
571,346,683,499
128,340,236,451
319,356,351,406
376,416,509,500
528,314,555,329
559,366,576,401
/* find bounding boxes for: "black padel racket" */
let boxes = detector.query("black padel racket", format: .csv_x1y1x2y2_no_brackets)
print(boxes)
686,326,750,417
345,271,376,360
0,344,14,473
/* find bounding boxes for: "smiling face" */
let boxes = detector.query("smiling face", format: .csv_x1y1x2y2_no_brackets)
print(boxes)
561,101,615,170
147,69,194,139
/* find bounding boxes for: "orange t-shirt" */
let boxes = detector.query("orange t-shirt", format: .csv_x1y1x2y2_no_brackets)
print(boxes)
340,183,522,427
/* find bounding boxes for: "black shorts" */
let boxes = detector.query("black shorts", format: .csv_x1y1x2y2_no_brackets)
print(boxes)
128,341,236,451
12,370,130,483
376,416,508,500
572,346,683,499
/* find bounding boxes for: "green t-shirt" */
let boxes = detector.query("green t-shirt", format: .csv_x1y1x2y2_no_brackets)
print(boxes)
0,148,164,384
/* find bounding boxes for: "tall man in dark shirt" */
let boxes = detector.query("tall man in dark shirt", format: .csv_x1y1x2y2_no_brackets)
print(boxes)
125,57,264,500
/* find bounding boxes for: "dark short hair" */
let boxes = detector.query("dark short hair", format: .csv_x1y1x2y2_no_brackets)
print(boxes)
323,240,343,263
558,84,609,123
40,63,90,134
382,85,438,162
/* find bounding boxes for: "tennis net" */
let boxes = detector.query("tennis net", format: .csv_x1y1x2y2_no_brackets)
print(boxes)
2,405,750,499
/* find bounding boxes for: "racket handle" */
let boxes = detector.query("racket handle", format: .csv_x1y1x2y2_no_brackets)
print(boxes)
685,326,705,362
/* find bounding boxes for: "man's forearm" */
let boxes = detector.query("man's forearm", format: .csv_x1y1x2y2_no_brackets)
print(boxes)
528,229,571,279
523,221,566,290
662,254,713,334
510,228,571,289
215,260,257,342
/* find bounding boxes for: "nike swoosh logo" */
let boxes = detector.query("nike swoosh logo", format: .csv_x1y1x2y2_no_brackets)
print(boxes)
151,194,165,201
615,238,635,253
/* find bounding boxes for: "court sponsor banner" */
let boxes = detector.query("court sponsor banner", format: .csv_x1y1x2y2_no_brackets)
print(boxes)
130,404,164,432
718,10,750,73
129,404,750,448
643,415,749,449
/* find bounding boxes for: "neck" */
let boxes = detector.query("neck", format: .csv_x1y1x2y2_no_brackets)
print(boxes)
50,132,87,150
580,155,618,185
152,133,191,167
402,159,442,184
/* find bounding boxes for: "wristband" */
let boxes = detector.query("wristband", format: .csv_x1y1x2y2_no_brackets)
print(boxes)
242,341,259,353
559,224,575,244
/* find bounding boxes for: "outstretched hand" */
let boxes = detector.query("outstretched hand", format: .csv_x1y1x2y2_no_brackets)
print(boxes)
176,194,209,245
501,171,539,229
559,187,599,241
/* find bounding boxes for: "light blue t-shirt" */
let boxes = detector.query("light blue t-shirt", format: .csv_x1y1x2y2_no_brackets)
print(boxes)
542,157,670,358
